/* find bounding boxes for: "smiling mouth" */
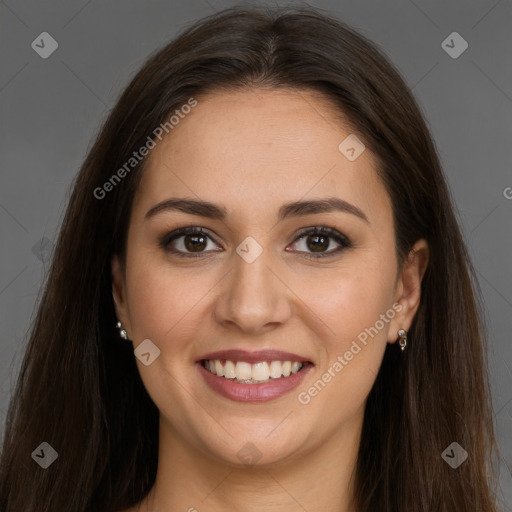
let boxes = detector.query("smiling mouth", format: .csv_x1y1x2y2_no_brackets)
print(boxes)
201,359,311,384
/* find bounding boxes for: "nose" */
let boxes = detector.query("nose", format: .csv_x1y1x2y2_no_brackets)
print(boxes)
213,246,292,334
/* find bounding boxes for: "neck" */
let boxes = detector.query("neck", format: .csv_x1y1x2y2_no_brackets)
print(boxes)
143,408,364,512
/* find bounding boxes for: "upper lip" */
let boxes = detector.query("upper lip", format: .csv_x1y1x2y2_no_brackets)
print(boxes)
196,349,312,365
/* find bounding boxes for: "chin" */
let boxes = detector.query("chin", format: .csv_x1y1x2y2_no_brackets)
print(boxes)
197,425,310,468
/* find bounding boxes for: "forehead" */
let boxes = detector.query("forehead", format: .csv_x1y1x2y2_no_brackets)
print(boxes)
133,88,392,229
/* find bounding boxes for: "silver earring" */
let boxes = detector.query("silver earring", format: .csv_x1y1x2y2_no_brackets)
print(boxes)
397,329,407,351
116,320,128,340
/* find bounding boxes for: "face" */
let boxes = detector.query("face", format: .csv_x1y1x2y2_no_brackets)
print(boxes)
112,88,428,467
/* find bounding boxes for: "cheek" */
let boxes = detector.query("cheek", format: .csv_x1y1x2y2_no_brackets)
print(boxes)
125,255,209,351
123,255,216,429
301,255,396,348
294,254,395,415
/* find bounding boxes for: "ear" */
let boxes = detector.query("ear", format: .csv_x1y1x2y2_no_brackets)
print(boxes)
111,254,131,337
387,238,429,344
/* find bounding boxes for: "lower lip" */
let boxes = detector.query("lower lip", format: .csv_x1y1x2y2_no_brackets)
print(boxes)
197,361,313,402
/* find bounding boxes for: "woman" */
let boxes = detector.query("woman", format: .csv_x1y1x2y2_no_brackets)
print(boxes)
0,6,500,511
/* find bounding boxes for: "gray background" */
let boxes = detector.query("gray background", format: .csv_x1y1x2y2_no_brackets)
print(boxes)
1,0,511,506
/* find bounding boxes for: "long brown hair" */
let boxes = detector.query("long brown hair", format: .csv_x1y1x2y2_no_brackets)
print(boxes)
0,6,500,511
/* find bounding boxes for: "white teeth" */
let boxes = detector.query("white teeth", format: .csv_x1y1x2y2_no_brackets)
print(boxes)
291,361,302,374
203,359,305,383
235,361,252,380
252,362,270,381
215,360,224,377
224,360,236,379
269,361,282,379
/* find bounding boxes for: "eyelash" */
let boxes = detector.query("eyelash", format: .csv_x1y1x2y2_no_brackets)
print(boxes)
159,226,352,260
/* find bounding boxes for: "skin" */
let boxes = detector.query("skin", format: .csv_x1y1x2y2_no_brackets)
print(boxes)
113,88,429,512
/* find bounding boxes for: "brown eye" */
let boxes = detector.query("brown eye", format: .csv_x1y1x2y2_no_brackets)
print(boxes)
305,233,330,252
183,233,208,252
160,227,221,258
288,226,351,259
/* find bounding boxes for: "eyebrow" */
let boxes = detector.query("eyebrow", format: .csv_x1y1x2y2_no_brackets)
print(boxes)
145,196,369,224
